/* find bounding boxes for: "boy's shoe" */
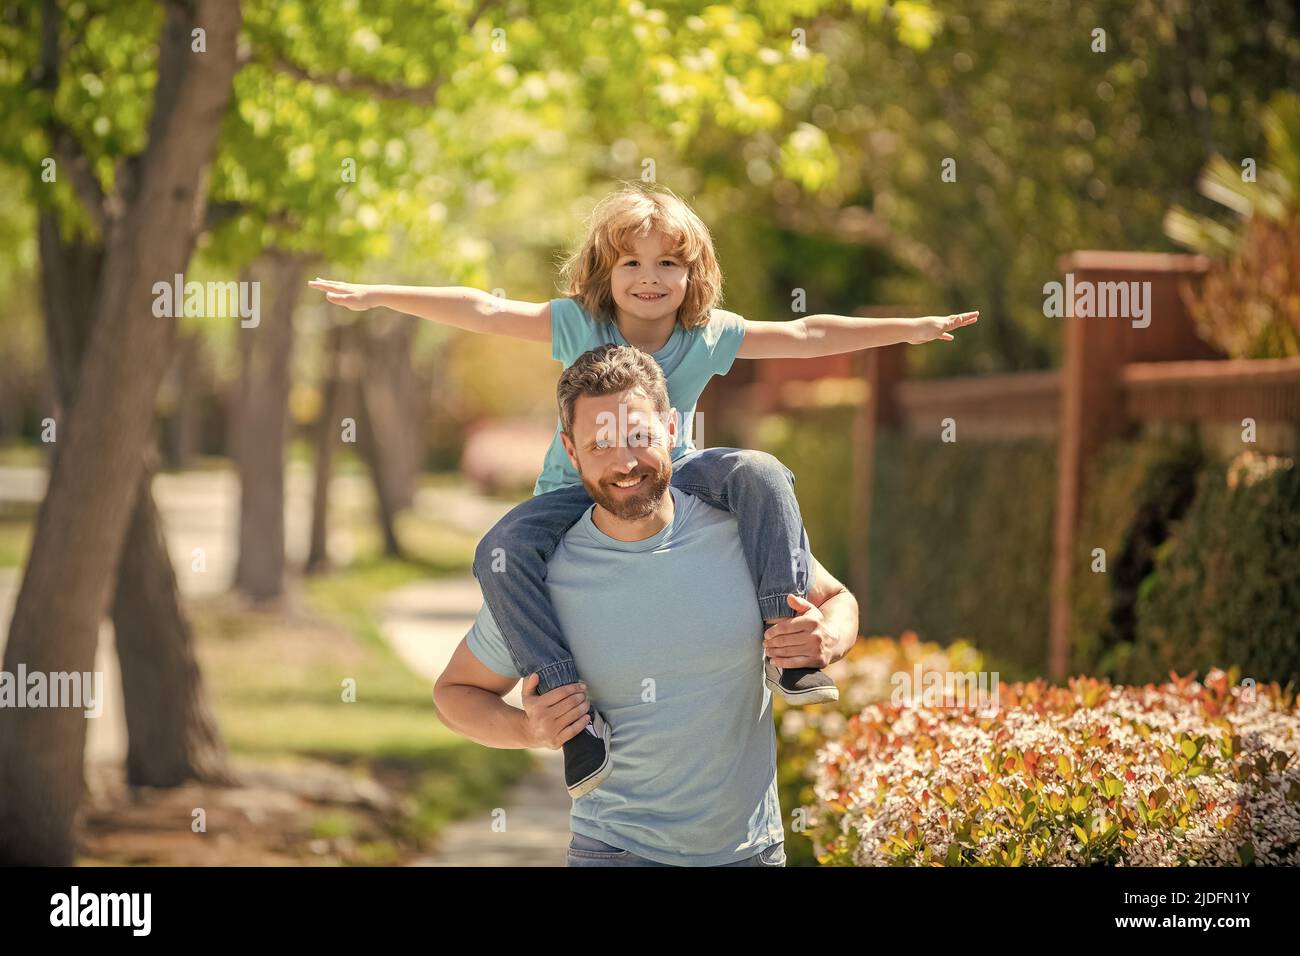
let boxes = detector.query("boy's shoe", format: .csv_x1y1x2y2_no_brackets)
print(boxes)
764,657,840,705
563,709,612,799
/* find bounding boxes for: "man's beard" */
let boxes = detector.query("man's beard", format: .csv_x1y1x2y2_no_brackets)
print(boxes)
581,457,673,521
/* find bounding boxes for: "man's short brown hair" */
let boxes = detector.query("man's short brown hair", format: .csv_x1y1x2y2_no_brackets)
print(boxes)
557,344,671,440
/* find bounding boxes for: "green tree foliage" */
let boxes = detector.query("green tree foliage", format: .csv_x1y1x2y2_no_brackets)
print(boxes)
723,0,1300,375
1165,92,1300,358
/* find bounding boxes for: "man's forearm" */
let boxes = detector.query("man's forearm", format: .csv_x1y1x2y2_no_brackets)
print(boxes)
800,314,916,354
435,683,534,749
817,586,860,664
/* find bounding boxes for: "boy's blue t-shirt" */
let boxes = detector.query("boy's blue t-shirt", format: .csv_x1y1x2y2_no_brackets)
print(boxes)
533,298,747,496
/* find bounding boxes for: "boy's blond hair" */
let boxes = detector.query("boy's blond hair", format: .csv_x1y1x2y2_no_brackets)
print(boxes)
560,182,722,331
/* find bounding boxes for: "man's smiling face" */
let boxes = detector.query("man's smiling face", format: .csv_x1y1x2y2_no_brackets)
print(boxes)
562,388,678,521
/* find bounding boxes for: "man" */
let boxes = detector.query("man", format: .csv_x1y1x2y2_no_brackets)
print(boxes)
434,344,859,866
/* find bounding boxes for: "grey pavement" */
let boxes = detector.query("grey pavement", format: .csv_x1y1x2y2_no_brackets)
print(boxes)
383,575,573,867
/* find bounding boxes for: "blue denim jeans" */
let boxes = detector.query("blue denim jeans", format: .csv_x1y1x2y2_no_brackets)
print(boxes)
471,446,816,694
566,830,787,867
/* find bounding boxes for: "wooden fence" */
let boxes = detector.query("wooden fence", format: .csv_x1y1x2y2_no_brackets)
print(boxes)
699,252,1300,680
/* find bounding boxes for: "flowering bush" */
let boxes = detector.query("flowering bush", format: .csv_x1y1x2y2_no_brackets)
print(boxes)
775,632,981,864
807,669,1300,866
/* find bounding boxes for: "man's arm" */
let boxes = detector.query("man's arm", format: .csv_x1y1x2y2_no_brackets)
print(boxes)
763,555,859,669
808,556,858,665
432,640,530,748
433,639,591,749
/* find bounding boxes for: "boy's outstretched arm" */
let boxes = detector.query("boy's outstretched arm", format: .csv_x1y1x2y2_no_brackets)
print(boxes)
734,308,979,360
307,278,552,343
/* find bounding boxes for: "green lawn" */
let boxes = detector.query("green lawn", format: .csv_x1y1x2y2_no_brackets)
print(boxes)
0,500,36,569
198,536,530,861
200,590,530,858
0,444,46,468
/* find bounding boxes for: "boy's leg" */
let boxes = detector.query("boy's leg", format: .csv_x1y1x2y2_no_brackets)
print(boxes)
670,447,816,622
472,484,594,695
671,447,839,706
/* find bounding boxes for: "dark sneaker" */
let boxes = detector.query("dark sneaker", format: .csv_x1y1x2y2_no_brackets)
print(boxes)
563,709,612,799
764,656,840,705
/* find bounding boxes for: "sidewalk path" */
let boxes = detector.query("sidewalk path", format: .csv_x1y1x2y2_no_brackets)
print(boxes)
382,575,572,867
382,485,571,865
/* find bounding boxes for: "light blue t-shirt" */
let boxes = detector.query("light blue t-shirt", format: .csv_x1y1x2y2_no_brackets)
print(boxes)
465,485,783,866
532,299,747,496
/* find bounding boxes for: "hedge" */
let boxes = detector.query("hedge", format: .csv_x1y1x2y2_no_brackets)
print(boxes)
758,407,1055,678
759,405,1299,684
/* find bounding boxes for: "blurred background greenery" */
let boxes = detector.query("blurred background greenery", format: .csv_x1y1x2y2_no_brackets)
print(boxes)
0,0,1297,866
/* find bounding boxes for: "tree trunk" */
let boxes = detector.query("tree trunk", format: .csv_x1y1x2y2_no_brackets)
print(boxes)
0,0,242,866
356,367,404,559
112,459,234,787
231,250,309,601
387,323,425,511
164,332,204,470
359,317,422,511
306,317,349,573
36,207,234,792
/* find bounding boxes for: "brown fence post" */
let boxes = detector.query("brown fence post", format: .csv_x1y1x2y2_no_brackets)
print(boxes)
849,308,907,612
1047,252,1214,681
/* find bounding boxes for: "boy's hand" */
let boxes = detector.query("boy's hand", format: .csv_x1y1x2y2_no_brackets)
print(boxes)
905,311,979,344
308,277,377,311
519,673,591,749
763,594,836,669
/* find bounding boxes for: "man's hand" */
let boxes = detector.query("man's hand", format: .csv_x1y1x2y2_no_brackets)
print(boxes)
308,277,378,311
905,311,979,344
519,673,592,749
763,594,837,669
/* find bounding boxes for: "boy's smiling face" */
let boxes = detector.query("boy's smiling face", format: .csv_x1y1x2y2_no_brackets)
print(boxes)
609,231,689,329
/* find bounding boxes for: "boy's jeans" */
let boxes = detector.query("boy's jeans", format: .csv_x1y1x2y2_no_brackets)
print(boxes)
566,831,787,867
471,446,816,694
